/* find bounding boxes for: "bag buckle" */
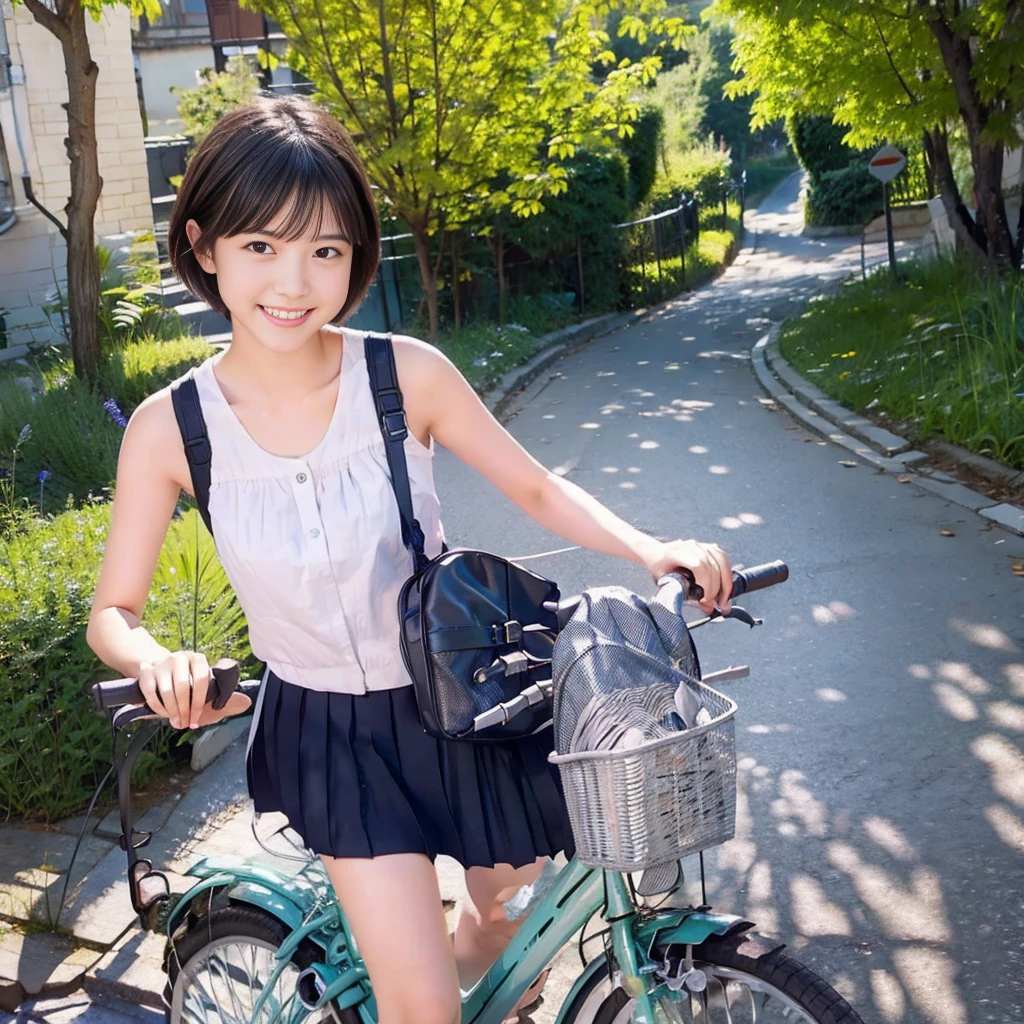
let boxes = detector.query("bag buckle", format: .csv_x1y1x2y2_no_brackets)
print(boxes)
382,410,408,441
492,620,523,646
184,437,211,466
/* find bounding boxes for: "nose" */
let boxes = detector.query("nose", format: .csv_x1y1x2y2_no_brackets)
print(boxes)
273,252,310,302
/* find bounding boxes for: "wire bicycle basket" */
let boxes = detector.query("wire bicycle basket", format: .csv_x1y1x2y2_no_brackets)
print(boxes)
549,586,738,871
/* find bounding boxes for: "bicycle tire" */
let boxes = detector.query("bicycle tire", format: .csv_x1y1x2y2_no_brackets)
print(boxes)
165,904,360,1024
559,931,864,1024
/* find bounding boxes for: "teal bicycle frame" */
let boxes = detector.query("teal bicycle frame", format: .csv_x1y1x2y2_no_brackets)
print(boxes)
167,850,746,1024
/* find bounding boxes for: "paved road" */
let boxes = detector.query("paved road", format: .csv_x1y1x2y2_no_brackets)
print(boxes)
439,172,1024,1024
10,174,1022,1024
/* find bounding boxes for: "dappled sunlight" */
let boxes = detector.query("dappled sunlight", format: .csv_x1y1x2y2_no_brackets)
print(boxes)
937,660,991,695
815,687,847,702
697,349,750,361
827,842,950,943
983,804,1024,853
771,769,829,838
810,601,856,625
719,511,764,529
638,440,659,449
708,465,729,475
689,445,708,454
931,682,978,722
790,874,852,936
949,619,1019,652
863,817,916,861
1004,663,1024,697
970,733,1024,806
987,700,1024,731
869,968,908,1023
892,948,968,1024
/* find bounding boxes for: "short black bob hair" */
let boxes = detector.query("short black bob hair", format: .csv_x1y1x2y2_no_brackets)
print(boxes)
168,96,380,324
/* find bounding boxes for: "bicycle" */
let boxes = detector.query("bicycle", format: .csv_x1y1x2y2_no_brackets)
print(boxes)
92,560,865,1024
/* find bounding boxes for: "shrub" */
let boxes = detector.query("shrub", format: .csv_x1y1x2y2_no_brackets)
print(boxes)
173,56,262,148
0,506,252,822
507,150,630,316
0,335,211,509
786,114,857,183
643,142,733,214
0,503,112,821
805,164,883,227
621,105,663,209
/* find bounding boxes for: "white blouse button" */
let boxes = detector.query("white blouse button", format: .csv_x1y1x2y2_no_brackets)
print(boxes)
296,472,308,484
309,527,321,539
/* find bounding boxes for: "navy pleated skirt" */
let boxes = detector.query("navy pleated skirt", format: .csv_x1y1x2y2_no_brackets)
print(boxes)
246,671,575,869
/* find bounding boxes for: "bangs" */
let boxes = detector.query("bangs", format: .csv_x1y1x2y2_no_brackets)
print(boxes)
167,96,381,324
219,143,367,245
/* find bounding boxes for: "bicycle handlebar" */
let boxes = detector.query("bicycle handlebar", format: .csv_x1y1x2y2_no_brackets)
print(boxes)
479,559,789,732
549,559,789,628
92,659,243,714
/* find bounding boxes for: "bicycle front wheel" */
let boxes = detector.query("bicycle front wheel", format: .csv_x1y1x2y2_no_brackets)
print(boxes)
166,905,357,1024
560,931,864,1024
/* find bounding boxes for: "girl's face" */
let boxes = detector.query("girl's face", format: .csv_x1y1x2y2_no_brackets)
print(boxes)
186,200,354,353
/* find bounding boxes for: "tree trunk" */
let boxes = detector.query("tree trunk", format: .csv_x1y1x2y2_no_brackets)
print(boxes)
62,5,102,382
25,0,103,382
972,141,1016,270
927,13,1018,270
494,225,506,325
924,127,986,262
411,225,438,342
451,236,461,329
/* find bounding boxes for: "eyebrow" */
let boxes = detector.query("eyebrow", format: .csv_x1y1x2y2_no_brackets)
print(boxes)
252,229,351,244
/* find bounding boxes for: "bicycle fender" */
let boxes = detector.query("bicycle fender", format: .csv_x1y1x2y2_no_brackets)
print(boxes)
641,910,754,957
165,856,324,937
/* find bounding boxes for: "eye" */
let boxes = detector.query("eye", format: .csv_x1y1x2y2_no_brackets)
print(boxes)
314,246,341,259
246,241,274,255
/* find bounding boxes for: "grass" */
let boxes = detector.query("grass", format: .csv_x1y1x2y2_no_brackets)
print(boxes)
779,257,1024,470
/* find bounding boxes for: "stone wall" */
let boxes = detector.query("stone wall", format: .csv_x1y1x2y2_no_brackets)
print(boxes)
0,1,153,358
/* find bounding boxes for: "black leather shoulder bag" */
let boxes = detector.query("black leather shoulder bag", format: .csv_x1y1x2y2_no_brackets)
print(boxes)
364,333,560,743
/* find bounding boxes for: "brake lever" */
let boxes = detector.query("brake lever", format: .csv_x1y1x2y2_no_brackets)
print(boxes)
688,604,761,630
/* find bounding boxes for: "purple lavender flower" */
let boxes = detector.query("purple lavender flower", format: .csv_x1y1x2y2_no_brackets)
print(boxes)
103,398,128,429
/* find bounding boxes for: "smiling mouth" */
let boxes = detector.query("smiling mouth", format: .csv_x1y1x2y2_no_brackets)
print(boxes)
260,305,312,321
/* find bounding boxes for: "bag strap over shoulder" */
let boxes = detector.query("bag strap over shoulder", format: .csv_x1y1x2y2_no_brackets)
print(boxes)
364,332,430,573
170,372,214,537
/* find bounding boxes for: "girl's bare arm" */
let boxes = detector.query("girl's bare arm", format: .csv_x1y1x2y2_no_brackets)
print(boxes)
87,391,248,728
396,338,732,614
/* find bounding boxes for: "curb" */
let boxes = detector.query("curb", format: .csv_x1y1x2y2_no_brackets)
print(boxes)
751,325,1024,537
484,310,644,422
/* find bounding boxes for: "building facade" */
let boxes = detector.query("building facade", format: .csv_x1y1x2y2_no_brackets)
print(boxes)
0,0,153,359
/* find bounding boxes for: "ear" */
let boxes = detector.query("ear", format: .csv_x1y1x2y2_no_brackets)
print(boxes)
185,219,216,275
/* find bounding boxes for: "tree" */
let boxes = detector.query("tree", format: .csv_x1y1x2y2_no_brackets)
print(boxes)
173,55,262,149
18,0,159,381
244,0,691,339
711,0,1024,269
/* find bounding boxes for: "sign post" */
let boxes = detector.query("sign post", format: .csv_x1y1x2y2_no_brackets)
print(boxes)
868,144,907,281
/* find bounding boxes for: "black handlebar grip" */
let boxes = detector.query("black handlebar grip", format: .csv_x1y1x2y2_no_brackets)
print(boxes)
730,560,789,598
91,658,241,712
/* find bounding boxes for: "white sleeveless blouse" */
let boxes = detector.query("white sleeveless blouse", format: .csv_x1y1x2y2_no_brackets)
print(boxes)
191,330,445,694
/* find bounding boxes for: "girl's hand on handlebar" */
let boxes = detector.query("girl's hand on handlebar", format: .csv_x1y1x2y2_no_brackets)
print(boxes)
138,651,250,729
645,540,732,615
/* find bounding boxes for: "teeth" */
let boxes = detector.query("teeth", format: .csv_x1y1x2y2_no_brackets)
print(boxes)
262,306,309,320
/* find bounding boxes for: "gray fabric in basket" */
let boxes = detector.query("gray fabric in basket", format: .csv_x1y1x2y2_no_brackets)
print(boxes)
552,585,704,755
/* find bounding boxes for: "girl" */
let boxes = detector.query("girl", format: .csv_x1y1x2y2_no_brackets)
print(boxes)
87,96,733,1024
